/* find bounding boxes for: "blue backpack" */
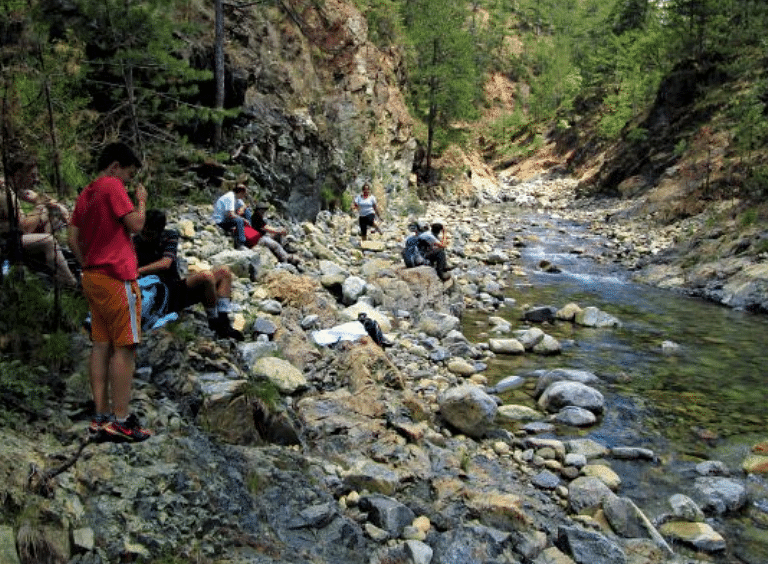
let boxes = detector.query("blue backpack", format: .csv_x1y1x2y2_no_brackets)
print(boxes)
138,275,178,331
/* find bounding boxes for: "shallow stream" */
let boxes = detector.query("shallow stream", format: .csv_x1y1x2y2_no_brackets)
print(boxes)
461,209,768,563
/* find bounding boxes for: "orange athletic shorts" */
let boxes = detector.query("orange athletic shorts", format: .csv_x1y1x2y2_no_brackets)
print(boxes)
81,270,141,347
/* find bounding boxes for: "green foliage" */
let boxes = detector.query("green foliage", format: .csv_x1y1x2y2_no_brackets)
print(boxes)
754,238,768,255
729,80,768,169
400,187,425,216
245,471,264,495
487,109,529,156
459,447,471,472
742,166,768,198
1,13,93,196
245,379,280,411
0,359,50,425
740,207,758,228
353,0,405,48
164,320,198,343
35,330,71,365
319,177,350,211
526,37,583,122
626,127,648,144
0,268,87,336
402,0,483,171
71,0,215,148
339,191,353,211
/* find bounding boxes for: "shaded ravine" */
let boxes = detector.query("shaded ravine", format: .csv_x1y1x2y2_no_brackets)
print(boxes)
462,206,768,564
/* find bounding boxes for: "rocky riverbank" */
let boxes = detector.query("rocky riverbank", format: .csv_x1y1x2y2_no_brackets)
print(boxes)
1,182,766,564
487,173,768,313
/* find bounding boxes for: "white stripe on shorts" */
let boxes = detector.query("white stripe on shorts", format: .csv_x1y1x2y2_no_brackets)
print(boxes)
124,281,140,344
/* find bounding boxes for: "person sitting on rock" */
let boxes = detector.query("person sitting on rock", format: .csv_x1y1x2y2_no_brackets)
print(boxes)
1,149,78,287
250,201,300,266
417,222,451,281
134,209,244,340
402,220,428,268
211,183,252,249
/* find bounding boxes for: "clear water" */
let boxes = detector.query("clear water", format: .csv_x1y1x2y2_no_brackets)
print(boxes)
461,211,768,563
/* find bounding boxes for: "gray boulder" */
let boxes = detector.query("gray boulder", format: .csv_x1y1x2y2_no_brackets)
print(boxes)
438,384,498,438
692,476,748,515
538,381,605,414
358,494,415,538
557,526,627,564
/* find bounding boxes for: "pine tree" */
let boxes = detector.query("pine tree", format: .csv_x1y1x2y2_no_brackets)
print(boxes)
72,0,214,153
1,1,91,195
402,0,481,180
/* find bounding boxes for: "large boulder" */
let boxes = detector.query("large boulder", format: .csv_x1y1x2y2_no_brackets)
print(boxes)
556,526,627,564
197,376,259,444
692,476,748,515
417,310,461,339
574,306,621,328
538,381,605,414
568,476,616,515
251,356,308,394
438,384,498,438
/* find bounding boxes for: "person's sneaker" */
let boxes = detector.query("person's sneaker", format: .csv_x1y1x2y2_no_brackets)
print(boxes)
87,413,112,441
210,313,245,341
103,414,152,443
219,325,245,341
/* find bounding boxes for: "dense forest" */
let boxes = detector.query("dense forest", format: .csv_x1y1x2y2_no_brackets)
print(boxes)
2,0,767,199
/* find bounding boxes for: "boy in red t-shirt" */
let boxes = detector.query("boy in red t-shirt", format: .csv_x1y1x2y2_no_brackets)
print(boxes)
69,142,152,442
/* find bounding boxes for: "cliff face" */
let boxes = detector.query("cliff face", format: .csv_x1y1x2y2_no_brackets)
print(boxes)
219,0,415,220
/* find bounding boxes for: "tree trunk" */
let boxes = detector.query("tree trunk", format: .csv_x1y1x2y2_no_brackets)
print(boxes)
214,0,225,149
36,44,64,197
43,78,64,198
1,82,23,265
123,62,143,156
424,37,439,181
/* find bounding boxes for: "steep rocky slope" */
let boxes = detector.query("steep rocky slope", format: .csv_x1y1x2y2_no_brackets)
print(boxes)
217,0,415,220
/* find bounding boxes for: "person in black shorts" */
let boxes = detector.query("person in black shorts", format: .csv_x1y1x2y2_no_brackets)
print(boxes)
351,183,382,241
134,209,244,340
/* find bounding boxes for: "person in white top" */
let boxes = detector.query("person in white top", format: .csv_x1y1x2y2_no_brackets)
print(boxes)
212,184,252,249
351,183,382,241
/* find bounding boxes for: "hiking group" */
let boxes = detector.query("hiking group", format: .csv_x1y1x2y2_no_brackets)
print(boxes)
3,148,454,444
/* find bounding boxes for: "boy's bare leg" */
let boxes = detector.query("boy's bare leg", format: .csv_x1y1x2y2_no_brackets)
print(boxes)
186,271,217,308
90,341,112,415
213,266,233,298
22,233,78,286
110,345,137,420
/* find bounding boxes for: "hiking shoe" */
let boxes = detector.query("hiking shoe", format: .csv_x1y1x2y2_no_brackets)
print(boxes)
103,414,152,443
209,314,245,341
87,414,113,441
217,324,244,341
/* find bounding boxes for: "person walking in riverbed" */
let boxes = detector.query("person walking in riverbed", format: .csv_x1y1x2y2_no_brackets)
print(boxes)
351,183,382,241
68,142,152,443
